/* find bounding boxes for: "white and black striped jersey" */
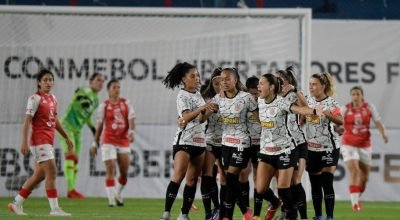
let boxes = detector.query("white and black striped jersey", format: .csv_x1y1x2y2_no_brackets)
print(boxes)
212,91,258,148
205,112,223,147
173,89,206,147
282,91,306,146
258,96,295,156
305,95,342,152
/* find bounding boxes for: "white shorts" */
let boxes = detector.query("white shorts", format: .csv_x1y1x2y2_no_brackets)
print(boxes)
30,144,55,163
341,145,372,165
101,144,131,162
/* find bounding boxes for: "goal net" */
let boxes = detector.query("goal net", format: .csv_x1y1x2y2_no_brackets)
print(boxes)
0,6,311,198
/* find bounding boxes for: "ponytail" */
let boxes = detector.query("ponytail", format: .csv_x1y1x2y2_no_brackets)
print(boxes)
162,62,196,90
276,65,298,89
321,72,336,97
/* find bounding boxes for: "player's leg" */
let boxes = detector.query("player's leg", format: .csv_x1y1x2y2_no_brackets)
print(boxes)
115,148,130,206
201,149,216,219
101,144,117,207
342,145,362,211
320,149,339,220
160,148,191,220
70,130,85,197
293,143,308,219
60,129,79,198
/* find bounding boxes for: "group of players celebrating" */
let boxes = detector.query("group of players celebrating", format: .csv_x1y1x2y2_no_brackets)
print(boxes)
7,62,388,220
159,63,388,220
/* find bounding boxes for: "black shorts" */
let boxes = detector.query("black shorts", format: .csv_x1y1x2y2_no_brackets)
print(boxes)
297,142,308,160
206,144,222,160
306,148,340,174
173,145,206,160
221,145,251,170
250,145,260,165
258,150,297,170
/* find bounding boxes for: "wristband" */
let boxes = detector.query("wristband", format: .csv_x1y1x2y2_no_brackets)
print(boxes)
313,108,317,115
293,87,298,93
92,141,98,148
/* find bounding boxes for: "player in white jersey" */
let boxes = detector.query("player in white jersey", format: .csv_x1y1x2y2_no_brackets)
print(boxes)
212,68,256,220
236,76,262,218
256,73,323,220
275,66,309,220
160,62,217,220
200,68,223,220
304,72,343,220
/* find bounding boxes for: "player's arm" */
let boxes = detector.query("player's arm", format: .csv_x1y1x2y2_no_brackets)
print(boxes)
20,115,32,156
86,117,96,136
375,120,388,144
128,118,136,143
55,117,74,154
323,108,343,126
294,91,308,107
91,120,104,156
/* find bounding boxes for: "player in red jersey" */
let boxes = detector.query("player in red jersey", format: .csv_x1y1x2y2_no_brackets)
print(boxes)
8,69,73,216
340,86,388,211
91,79,136,207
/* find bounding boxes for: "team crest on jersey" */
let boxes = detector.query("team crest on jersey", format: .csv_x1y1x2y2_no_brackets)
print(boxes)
234,102,244,112
306,115,320,124
107,105,112,110
266,107,278,117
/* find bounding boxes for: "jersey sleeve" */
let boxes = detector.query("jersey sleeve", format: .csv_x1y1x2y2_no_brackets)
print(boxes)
246,93,258,112
25,94,41,117
340,105,347,117
96,102,106,124
126,100,136,120
176,93,191,116
368,103,381,122
279,98,293,113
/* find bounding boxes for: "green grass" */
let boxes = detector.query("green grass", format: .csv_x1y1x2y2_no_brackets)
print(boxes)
0,197,399,219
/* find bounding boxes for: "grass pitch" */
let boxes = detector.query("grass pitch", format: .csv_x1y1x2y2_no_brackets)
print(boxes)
0,197,399,219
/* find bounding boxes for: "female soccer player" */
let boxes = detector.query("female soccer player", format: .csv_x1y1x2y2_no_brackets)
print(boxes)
305,72,343,220
340,86,388,211
256,73,322,220
275,66,308,219
200,67,223,220
60,72,104,199
213,67,256,220
91,79,136,207
8,69,73,216
160,62,217,220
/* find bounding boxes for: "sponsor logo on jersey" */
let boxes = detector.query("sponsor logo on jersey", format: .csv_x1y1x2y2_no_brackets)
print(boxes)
306,115,320,124
217,116,223,123
307,141,322,148
261,121,275,128
322,153,334,163
192,137,205,144
223,117,240,124
225,137,241,144
262,145,281,152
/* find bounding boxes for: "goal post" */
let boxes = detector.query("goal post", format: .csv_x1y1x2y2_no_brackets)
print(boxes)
0,6,311,198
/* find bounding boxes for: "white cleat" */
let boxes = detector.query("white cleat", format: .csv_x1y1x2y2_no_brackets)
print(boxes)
114,191,124,206
177,213,190,220
8,203,27,216
160,211,171,220
49,208,71,216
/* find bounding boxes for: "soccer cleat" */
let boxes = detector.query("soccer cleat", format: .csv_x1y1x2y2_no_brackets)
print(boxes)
252,216,260,220
312,216,324,220
49,208,71,216
326,217,334,220
352,203,361,212
243,207,253,220
8,203,27,216
177,213,190,220
264,201,282,220
114,191,124,206
211,208,220,220
190,203,200,211
160,211,171,220
67,189,86,199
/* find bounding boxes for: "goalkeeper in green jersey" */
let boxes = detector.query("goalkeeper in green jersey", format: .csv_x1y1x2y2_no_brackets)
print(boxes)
59,73,104,199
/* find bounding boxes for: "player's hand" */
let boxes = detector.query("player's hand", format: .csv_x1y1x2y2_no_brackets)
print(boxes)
129,132,135,143
20,142,29,156
383,134,389,144
65,138,74,153
315,104,326,117
204,102,218,112
177,118,186,129
281,84,294,94
90,147,97,156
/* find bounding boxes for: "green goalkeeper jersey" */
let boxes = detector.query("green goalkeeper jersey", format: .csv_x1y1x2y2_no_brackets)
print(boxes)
61,87,99,131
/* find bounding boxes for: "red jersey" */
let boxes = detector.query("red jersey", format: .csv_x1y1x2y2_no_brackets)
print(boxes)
97,98,136,147
341,102,380,148
26,92,58,146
